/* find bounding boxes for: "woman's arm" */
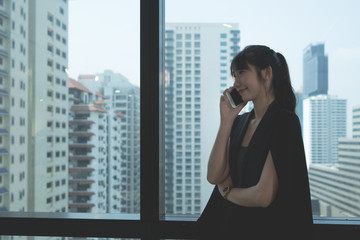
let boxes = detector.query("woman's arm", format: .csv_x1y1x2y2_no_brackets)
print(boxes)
207,124,232,184
207,90,246,184
218,151,278,208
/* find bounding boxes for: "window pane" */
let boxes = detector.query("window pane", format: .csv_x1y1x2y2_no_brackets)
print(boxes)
0,0,140,216
164,0,360,218
68,1,140,215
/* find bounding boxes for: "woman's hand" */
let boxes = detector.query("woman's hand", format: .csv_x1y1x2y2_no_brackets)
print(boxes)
217,174,233,197
220,87,247,124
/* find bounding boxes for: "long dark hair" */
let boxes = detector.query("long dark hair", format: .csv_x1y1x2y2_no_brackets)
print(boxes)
230,45,296,112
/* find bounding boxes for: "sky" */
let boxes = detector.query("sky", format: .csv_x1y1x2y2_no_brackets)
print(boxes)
69,0,360,136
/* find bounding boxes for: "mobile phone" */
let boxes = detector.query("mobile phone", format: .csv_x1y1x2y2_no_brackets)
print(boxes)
225,88,244,108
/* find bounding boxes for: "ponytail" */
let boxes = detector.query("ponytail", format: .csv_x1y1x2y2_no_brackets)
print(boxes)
274,52,296,112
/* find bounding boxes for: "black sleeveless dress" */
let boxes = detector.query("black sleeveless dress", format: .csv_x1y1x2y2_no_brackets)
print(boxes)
197,101,313,239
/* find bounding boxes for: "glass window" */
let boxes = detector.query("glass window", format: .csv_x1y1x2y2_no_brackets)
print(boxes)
0,0,140,218
165,0,360,221
0,1,359,239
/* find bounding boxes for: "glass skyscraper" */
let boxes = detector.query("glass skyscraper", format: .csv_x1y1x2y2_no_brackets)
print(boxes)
303,43,328,98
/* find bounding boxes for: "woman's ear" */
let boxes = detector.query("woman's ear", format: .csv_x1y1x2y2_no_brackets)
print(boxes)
262,66,273,82
261,66,273,87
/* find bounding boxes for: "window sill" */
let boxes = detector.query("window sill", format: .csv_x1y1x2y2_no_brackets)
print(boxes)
0,213,360,238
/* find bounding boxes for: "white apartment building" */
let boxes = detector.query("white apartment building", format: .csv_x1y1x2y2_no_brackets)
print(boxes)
98,70,140,214
106,110,123,213
27,0,69,212
77,71,139,214
0,0,29,212
164,23,240,214
353,106,360,138
69,78,122,213
0,0,69,213
309,106,360,217
303,95,347,166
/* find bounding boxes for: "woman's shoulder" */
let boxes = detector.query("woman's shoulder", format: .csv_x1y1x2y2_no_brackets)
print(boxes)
277,108,299,121
271,106,302,136
272,103,300,126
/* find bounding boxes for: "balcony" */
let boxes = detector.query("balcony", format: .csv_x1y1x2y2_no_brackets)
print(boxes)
68,203,95,209
0,207,8,211
69,132,94,137
0,148,8,155
0,129,8,136
69,155,95,161
69,120,95,125
69,179,95,184
71,105,106,113
0,187,8,195
0,29,9,39
69,144,95,149
68,191,95,196
0,168,8,176
69,97,82,104
0,49,9,58
0,9,9,19
68,167,95,173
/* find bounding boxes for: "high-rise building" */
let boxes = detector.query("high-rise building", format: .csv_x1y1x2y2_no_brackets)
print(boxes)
68,78,106,213
27,0,69,212
164,23,240,214
99,70,140,214
303,95,347,165
0,0,29,212
303,43,328,98
308,106,360,217
353,106,360,138
68,77,123,213
0,0,69,214
78,70,141,214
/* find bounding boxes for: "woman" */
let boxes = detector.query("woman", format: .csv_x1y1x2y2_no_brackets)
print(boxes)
197,45,313,239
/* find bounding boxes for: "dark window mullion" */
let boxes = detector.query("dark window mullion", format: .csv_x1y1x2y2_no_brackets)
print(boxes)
140,0,163,226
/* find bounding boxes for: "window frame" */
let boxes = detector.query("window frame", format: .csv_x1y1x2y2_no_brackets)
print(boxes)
0,0,359,239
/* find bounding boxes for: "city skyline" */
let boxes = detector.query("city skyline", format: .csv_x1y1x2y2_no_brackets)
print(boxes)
1,1,359,239
69,0,360,137
0,0,358,219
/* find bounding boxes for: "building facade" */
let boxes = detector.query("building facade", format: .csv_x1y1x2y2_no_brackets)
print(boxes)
353,106,360,138
0,0,29,212
309,106,360,217
68,77,123,213
78,70,140,214
303,95,347,165
99,70,140,214
0,0,69,213
303,43,328,98
164,23,240,214
27,0,69,212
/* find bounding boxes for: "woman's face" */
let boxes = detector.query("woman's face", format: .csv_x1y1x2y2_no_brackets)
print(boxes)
232,64,268,102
